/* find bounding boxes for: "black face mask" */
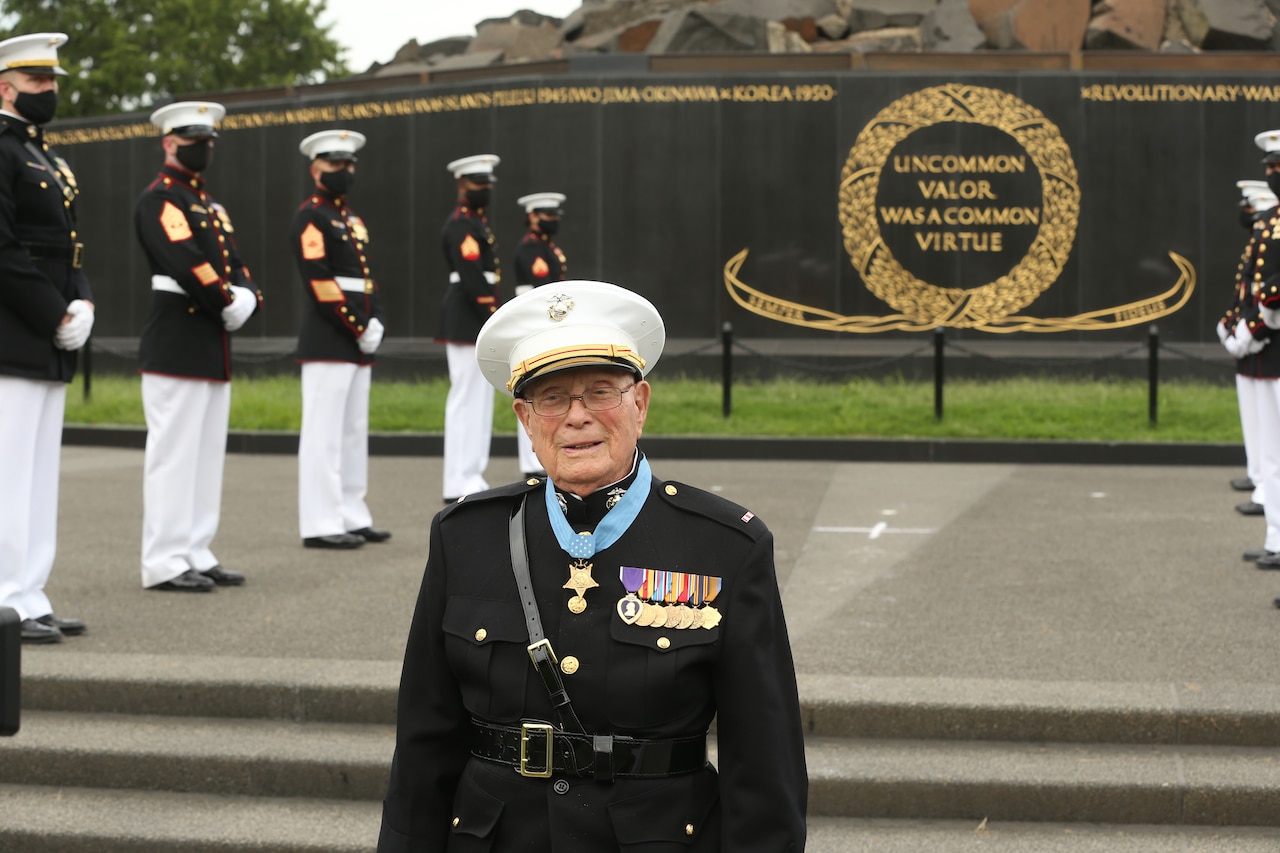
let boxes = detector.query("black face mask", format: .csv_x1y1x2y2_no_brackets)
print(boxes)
465,187,491,208
15,89,57,125
1267,173,1280,199
537,218,560,236
175,139,212,173
320,169,354,195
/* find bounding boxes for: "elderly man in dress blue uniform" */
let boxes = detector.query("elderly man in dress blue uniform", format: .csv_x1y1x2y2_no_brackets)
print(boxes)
378,282,807,852
134,101,260,592
0,33,93,644
290,128,390,550
438,154,501,503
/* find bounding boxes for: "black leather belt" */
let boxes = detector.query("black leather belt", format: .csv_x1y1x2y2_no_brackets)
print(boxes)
23,241,83,268
471,719,707,781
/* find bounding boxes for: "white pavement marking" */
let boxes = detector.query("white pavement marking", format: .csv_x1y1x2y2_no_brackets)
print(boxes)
814,525,936,537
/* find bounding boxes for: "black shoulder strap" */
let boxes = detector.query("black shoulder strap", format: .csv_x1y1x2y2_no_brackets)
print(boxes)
510,496,585,734
24,139,74,204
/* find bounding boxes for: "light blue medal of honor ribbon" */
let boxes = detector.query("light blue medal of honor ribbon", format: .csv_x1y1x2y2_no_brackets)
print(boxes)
547,456,652,614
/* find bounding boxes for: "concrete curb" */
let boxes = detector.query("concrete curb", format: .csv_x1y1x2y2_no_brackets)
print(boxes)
62,425,1245,466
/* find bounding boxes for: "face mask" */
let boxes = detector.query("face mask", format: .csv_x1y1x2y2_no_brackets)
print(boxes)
15,89,57,125
175,139,212,173
320,169,354,195
537,218,560,236
465,187,491,208
1267,173,1280,199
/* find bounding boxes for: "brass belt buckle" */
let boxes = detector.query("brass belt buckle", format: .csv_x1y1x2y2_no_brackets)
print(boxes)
71,242,83,269
519,722,554,778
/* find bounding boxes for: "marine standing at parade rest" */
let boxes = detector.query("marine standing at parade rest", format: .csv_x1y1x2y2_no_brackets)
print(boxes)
438,154,501,503
290,129,391,551
378,282,808,852
134,101,259,592
1222,179,1275,520
512,191,567,477
0,33,93,644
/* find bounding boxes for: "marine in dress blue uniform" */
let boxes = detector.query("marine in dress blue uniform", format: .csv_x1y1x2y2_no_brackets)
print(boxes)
134,101,259,592
438,154,501,502
512,191,567,477
378,282,808,852
1223,180,1274,520
0,33,92,644
290,129,390,550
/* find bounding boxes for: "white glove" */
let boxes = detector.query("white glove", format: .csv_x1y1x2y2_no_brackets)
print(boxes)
1236,318,1268,354
1224,333,1247,359
514,284,533,296
54,299,94,351
1217,320,1232,346
358,317,384,354
221,285,256,332
1262,304,1280,330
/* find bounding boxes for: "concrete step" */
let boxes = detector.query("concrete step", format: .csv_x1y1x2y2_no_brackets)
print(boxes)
806,817,1280,853
806,737,1280,826
6,708,1280,827
22,656,1280,747
0,711,393,801
0,784,380,853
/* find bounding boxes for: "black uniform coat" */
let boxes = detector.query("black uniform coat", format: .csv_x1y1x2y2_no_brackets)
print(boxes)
514,228,567,287
436,200,499,344
0,114,92,382
1246,207,1280,379
289,187,384,364
378,462,808,852
134,164,259,381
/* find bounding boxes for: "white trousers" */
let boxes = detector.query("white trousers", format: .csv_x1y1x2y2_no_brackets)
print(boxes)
1255,379,1280,552
0,377,65,620
299,362,373,538
1237,374,1266,504
140,374,230,588
443,343,493,499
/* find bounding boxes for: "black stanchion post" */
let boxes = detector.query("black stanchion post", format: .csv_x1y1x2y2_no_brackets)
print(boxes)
933,326,944,421
82,336,92,402
721,321,733,418
1148,324,1158,427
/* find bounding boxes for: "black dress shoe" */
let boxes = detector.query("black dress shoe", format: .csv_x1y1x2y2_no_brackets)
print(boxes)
348,527,391,543
21,618,62,644
303,533,365,549
1257,553,1280,570
37,613,85,636
149,568,216,592
1236,501,1266,516
1245,548,1271,562
1232,477,1256,492
201,564,245,586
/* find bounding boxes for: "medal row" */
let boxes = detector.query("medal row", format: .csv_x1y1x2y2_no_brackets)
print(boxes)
616,594,722,630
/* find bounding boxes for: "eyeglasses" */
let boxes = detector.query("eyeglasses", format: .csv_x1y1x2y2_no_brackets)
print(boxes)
522,384,635,417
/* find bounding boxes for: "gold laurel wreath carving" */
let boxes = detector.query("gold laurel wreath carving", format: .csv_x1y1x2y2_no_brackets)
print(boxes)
838,84,1081,327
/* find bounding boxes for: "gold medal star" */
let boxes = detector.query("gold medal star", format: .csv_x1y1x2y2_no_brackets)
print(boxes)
563,558,599,603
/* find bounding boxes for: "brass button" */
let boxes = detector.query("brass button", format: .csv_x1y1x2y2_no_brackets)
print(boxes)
39,181,47,188
560,655,579,675
452,817,460,827
474,628,487,642
656,637,671,650
665,485,677,496
526,478,539,486
686,824,694,836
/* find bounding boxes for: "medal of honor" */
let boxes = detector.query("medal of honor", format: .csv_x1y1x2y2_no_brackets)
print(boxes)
563,558,599,614
617,566,645,624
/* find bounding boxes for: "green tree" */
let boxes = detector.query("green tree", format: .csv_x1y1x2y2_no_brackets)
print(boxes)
1,0,348,116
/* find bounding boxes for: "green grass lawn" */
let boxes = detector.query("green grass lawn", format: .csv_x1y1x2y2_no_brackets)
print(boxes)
63,374,1243,443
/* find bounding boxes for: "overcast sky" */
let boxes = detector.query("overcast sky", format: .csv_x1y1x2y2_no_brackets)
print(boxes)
319,1,583,73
